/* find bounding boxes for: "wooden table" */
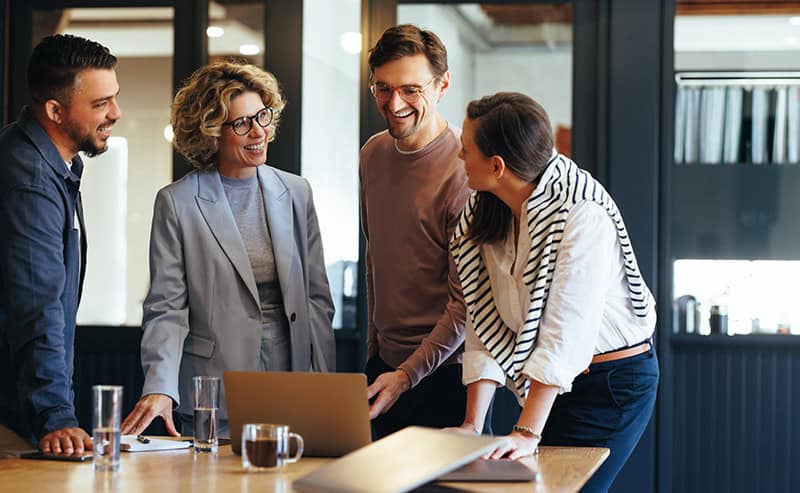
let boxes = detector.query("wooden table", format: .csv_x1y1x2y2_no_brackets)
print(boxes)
0,445,608,493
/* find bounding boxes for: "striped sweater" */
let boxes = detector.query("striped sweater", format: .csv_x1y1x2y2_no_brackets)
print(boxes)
450,153,654,399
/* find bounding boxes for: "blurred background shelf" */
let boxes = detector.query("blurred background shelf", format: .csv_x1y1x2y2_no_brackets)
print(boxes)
671,162,800,259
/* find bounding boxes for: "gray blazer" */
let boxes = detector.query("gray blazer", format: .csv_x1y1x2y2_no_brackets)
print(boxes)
140,166,335,419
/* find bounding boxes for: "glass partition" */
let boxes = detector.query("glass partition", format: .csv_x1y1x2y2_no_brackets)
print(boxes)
301,0,361,329
35,7,175,326
208,1,264,66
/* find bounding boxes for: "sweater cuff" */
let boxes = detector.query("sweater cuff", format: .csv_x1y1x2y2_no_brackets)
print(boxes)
38,408,80,439
397,360,424,388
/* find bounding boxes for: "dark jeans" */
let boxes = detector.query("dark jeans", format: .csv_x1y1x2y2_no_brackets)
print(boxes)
366,355,467,439
540,348,659,493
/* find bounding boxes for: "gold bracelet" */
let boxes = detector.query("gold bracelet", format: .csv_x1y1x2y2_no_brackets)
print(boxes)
512,424,542,440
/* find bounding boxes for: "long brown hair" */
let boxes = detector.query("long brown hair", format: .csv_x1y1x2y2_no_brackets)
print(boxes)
464,92,554,244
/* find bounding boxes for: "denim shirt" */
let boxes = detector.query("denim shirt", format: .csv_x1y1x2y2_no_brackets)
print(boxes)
0,107,87,443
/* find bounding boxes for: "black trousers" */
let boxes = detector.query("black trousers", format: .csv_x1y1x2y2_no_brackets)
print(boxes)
365,355,467,439
540,348,659,493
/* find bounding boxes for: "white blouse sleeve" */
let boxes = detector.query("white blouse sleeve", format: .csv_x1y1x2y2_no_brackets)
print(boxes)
462,315,506,387
521,201,617,393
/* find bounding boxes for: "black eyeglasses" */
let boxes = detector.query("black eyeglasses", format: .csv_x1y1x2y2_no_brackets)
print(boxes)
222,107,273,136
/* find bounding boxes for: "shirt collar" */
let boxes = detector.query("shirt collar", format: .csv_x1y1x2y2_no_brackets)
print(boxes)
16,106,82,183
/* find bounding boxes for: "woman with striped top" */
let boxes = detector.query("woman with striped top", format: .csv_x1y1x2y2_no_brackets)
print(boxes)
449,92,658,492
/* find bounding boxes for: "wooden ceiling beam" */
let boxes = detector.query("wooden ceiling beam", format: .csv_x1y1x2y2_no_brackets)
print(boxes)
676,1,800,15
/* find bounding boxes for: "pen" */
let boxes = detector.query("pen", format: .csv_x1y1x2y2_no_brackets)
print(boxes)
136,435,150,444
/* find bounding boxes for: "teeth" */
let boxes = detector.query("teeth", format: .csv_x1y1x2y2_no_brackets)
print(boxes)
244,143,264,151
393,111,413,118
99,126,111,132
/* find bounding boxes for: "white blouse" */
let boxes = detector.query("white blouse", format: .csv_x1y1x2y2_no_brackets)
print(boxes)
463,200,656,395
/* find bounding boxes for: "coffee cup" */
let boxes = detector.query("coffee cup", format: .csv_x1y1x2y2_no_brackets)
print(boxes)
241,423,303,471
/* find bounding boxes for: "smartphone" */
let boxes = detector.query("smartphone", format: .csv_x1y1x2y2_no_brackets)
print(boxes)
20,450,93,462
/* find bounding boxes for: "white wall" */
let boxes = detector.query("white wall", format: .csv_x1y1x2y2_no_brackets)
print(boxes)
474,47,572,131
77,138,127,325
301,0,361,267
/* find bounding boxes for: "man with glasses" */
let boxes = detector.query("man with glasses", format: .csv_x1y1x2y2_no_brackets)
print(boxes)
361,24,471,438
0,34,120,452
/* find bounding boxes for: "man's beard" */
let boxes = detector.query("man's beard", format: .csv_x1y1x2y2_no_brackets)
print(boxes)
64,120,109,158
385,114,418,141
78,138,109,158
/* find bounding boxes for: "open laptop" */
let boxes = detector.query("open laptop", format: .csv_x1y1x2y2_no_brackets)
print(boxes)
292,426,501,493
224,371,371,457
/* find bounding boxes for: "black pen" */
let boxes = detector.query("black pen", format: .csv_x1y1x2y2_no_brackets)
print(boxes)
136,435,150,444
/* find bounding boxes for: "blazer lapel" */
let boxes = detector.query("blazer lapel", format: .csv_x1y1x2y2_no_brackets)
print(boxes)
258,167,296,308
195,169,260,306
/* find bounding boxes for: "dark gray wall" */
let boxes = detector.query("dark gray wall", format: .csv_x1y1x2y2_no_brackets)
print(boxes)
573,1,665,491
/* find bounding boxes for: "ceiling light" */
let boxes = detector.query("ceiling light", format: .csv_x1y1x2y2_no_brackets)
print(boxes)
340,32,362,54
206,26,224,38
790,17,800,26
239,44,260,56
784,36,799,45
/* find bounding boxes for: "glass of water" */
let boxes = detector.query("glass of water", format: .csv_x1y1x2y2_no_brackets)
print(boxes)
92,385,123,471
192,376,220,453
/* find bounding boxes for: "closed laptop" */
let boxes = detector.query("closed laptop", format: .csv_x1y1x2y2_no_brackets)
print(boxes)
436,458,540,482
292,426,500,493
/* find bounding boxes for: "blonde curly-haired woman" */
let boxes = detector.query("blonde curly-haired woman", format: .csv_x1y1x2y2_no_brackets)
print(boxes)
121,61,335,437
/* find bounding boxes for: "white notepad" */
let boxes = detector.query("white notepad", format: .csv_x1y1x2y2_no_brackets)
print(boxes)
120,435,192,452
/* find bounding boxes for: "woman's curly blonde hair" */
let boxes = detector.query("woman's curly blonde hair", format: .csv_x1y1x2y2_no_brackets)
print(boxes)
171,60,286,170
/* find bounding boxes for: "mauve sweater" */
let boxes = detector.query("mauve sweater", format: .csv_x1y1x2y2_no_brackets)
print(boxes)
359,125,470,387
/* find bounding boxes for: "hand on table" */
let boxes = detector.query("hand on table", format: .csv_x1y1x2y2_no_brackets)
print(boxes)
121,393,179,436
367,370,411,419
39,427,92,454
484,431,540,460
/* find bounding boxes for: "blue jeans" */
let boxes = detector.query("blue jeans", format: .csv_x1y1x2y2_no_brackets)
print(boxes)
540,348,659,493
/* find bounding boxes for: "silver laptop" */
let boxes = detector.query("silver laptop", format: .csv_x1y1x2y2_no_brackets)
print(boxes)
224,371,371,457
292,426,501,493
437,458,540,482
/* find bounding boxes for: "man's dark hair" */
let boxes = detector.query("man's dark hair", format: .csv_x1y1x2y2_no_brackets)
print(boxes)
27,34,117,104
465,92,554,245
368,24,448,77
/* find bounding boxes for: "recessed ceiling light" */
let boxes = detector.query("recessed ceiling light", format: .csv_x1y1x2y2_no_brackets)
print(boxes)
789,17,800,26
206,26,224,38
163,124,174,143
239,44,260,56
340,32,362,54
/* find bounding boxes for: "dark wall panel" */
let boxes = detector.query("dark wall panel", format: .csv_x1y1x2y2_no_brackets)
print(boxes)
672,337,800,493
265,0,303,175
0,0,8,124
172,0,208,180
73,326,363,434
604,0,664,491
